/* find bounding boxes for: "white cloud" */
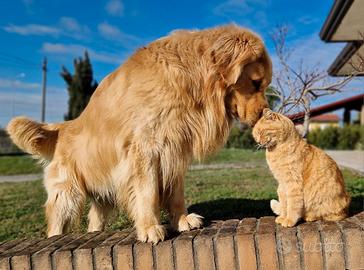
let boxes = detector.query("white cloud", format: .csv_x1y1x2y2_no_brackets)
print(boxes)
97,22,141,48
3,17,90,39
0,78,41,90
16,73,26,78
3,23,60,36
213,0,267,17
22,0,34,7
269,33,364,108
297,16,319,25
59,17,91,39
41,42,123,64
0,88,68,127
212,0,270,32
287,34,345,69
105,0,124,16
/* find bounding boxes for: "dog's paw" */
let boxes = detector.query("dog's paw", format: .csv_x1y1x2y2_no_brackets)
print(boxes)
176,213,204,232
137,225,166,244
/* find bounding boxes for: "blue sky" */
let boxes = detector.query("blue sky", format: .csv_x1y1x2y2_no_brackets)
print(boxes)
0,0,358,127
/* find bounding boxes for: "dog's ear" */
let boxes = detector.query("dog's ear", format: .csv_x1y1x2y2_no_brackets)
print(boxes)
210,29,264,86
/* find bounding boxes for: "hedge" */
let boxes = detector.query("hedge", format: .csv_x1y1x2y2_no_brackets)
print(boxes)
308,125,364,150
226,124,364,150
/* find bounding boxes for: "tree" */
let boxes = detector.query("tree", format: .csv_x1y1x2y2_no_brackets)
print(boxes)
266,86,280,110
267,26,363,137
61,51,98,120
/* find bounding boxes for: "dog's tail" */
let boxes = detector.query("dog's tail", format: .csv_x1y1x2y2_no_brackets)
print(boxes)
270,199,281,215
7,116,65,161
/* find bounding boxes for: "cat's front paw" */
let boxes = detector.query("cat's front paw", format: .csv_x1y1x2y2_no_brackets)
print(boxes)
275,216,286,224
280,218,296,228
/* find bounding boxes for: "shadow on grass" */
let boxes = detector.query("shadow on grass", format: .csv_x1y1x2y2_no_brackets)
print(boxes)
188,196,363,222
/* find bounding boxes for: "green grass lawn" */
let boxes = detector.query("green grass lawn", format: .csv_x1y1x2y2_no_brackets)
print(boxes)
0,149,363,242
0,155,42,175
0,149,262,176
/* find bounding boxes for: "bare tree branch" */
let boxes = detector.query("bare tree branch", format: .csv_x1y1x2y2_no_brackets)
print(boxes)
270,26,364,137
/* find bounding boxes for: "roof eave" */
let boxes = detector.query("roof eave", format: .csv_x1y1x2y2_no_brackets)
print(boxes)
328,42,363,76
320,0,354,42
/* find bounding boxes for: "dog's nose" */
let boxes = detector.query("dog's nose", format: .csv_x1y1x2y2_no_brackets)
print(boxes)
258,109,265,119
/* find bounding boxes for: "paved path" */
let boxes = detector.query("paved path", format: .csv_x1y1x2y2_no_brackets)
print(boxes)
0,152,362,183
0,162,267,183
190,161,266,170
0,173,42,183
326,150,364,174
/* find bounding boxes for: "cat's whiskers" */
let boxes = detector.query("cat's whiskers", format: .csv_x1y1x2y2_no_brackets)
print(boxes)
255,143,263,150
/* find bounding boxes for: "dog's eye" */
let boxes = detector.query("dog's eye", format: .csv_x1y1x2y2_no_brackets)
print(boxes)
252,80,262,91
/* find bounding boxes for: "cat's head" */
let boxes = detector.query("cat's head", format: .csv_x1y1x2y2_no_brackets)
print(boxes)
252,108,297,148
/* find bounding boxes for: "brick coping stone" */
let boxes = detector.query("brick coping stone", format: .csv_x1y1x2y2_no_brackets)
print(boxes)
0,212,363,270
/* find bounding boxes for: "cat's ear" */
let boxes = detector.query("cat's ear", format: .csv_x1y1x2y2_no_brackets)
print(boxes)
263,108,271,115
295,125,305,137
263,109,277,120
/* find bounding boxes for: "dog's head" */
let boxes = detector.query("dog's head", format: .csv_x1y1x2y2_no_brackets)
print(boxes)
207,26,272,127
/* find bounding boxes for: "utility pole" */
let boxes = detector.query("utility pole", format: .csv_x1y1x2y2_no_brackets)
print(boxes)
41,57,47,122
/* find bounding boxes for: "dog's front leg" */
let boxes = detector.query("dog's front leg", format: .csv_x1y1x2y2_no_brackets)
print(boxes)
167,180,203,232
129,144,166,244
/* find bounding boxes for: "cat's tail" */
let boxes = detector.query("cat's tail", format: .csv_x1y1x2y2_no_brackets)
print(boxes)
270,199,281,215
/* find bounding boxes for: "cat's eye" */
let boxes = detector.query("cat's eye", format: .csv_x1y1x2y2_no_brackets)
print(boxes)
252,79,262,91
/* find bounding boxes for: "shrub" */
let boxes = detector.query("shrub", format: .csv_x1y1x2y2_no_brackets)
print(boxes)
356,126,364,150
317,126,339,149
337,125,362,150
226,126,256,149
308,125,364,150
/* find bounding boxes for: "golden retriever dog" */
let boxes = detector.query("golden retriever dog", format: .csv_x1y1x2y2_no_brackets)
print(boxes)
7,25,272,243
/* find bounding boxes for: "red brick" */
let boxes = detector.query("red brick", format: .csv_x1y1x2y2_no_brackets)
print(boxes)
215,219,239,270
52,232,101,270
256,217,279,270
113,231,137,270
0,239,23,254
133,242,153,270
354,211,364,227
154,239,174,270
193,221,222,270
0,258,10,270
235,218,257,270
277,226,301,270
298,222,323,270
31,234,81,270
173,229,200,270
319,221,345,270
0,239,41,270
73,232,114,270
94,231,130,270
10,235,64,270
10,255,31,270
340,219,364,269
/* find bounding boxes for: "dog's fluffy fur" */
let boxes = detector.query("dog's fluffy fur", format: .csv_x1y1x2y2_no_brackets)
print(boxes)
7,25,272,243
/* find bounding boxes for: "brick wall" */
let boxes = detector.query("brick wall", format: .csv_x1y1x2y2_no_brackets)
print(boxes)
0,212,363,270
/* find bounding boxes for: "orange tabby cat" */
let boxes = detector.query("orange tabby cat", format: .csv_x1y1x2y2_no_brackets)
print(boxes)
252,109,350,227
